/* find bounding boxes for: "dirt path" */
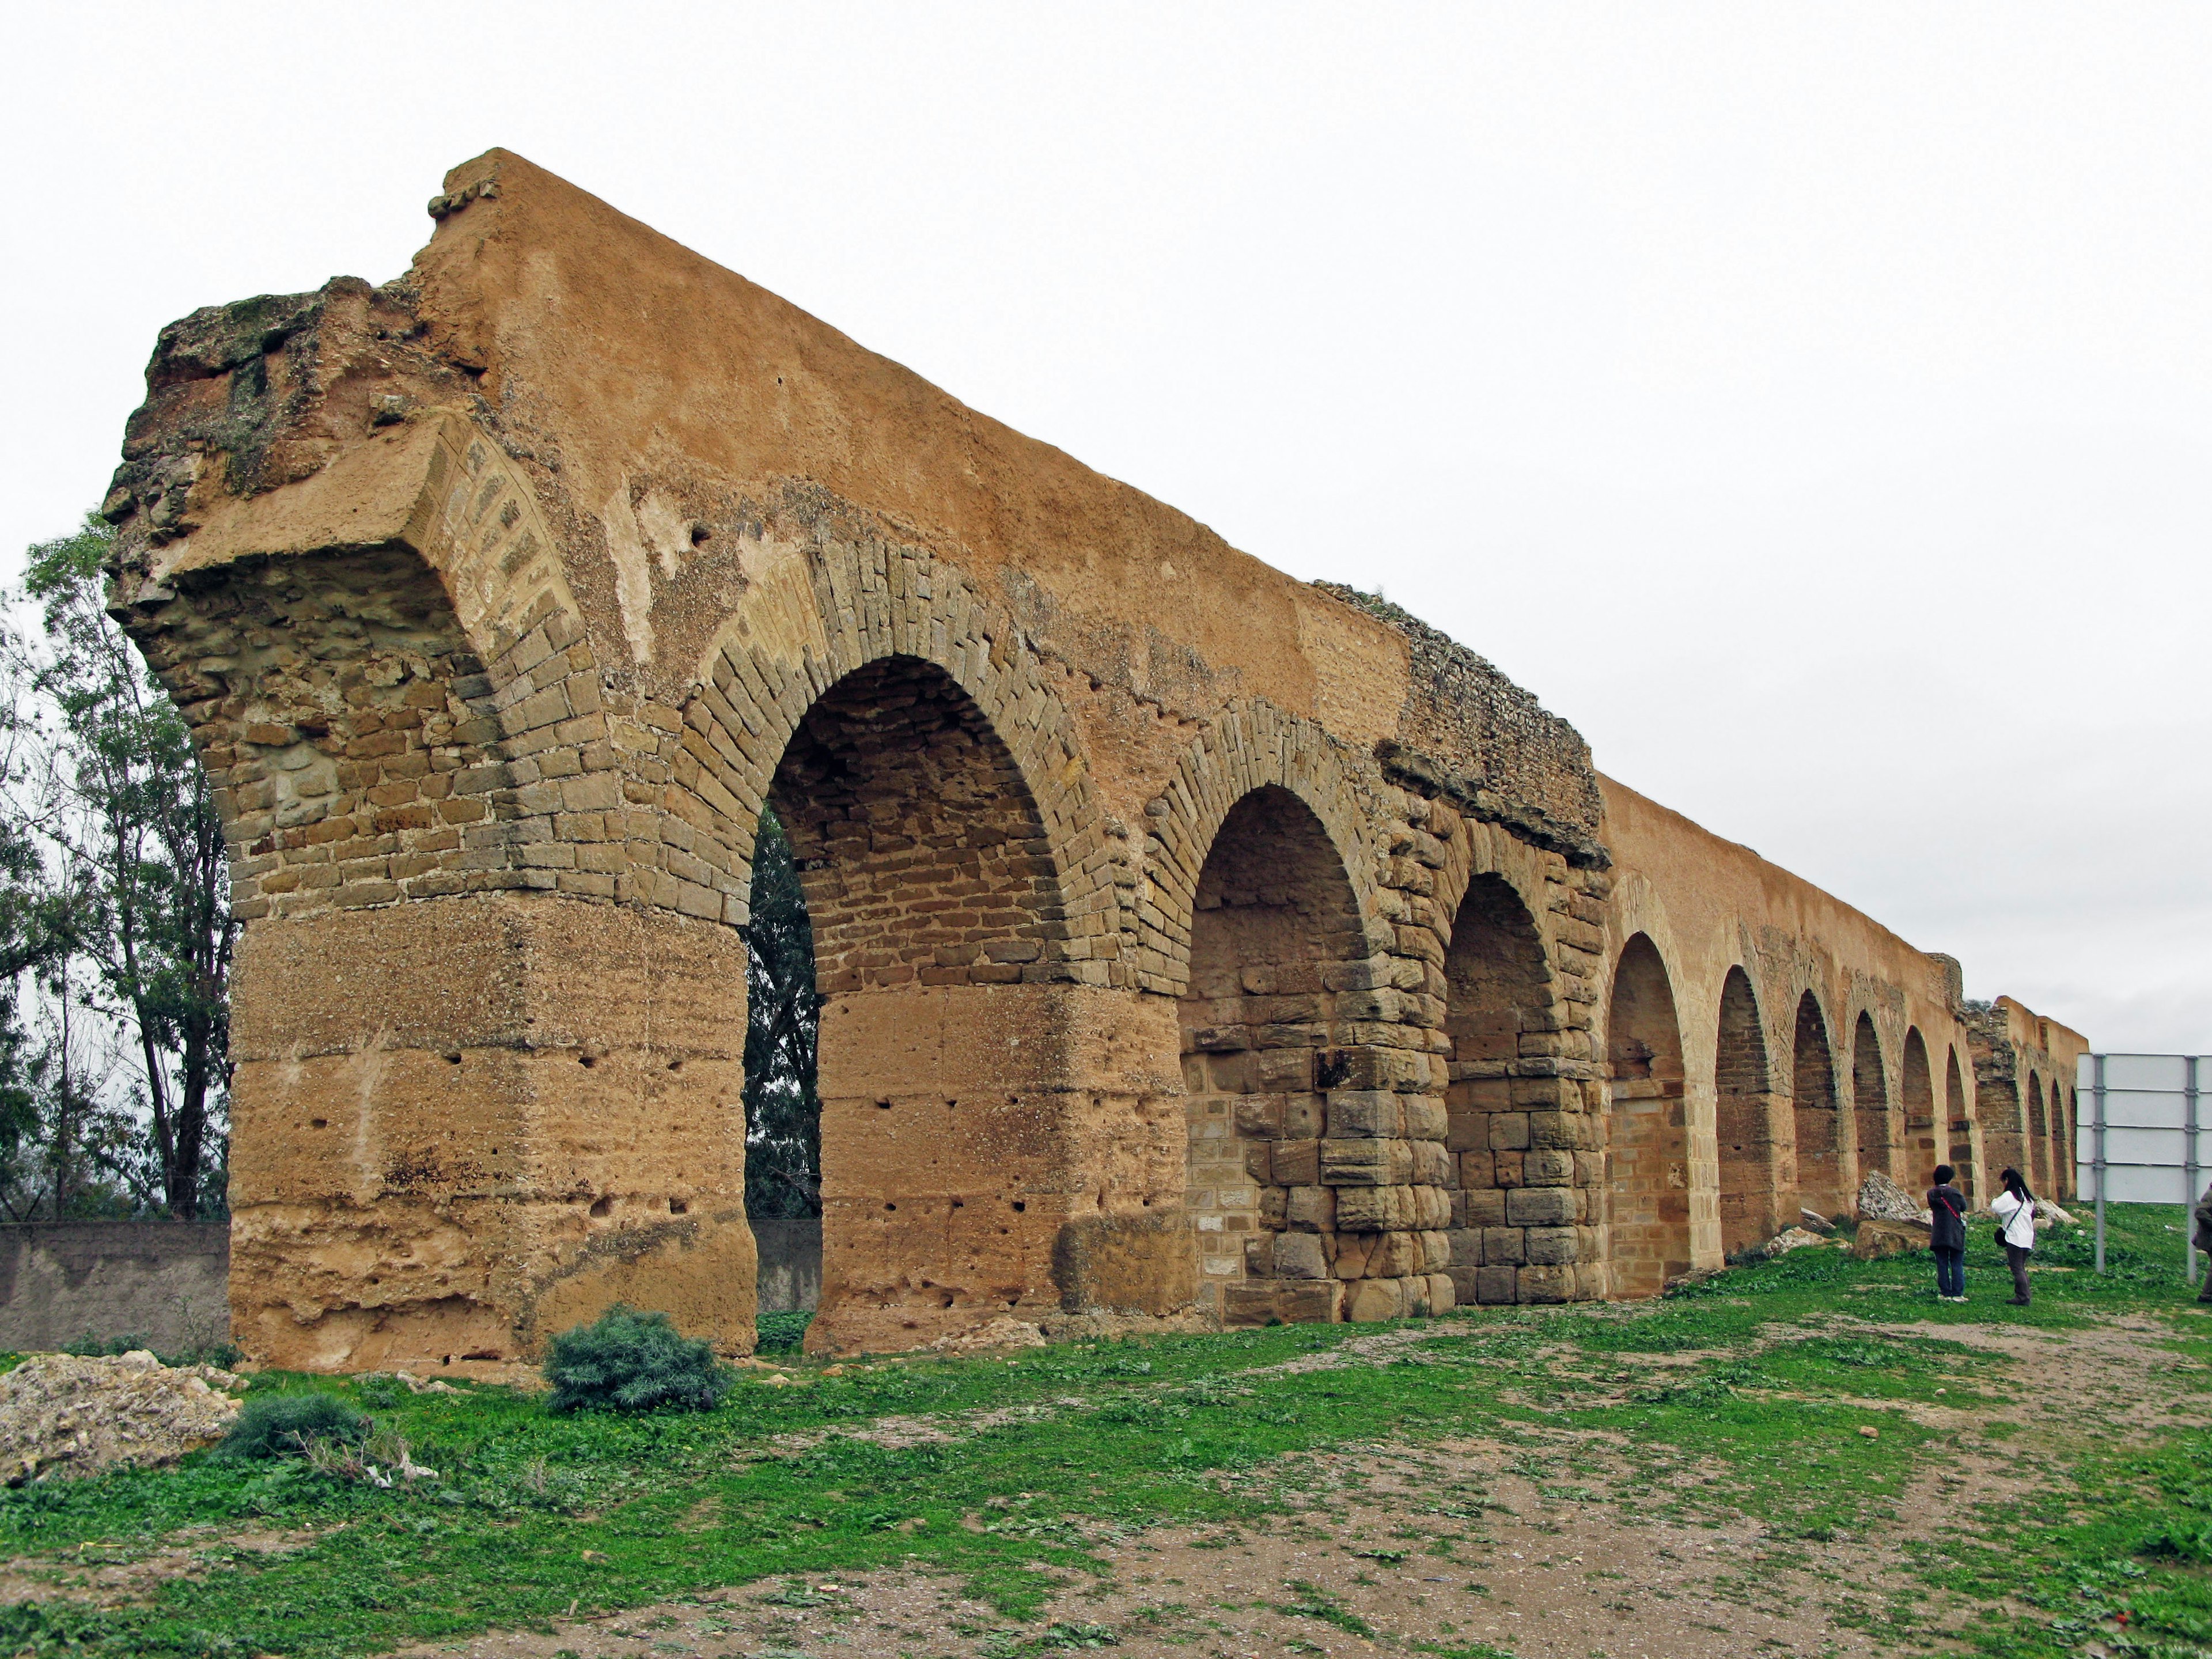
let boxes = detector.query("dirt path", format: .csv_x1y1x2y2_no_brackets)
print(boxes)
378,1306,2207,1659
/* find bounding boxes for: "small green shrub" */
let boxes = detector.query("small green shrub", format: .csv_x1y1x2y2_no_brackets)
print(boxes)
754,1310,812,1354
221,1392,372,1459
543,1304,732,1414
60,1331,243,1368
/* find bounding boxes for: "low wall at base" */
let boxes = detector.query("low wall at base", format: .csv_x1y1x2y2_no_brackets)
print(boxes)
753,1219,822,1315
0,1223,231,1355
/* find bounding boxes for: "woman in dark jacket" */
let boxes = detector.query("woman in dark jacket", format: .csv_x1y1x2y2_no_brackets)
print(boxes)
1927,1164,1968,1301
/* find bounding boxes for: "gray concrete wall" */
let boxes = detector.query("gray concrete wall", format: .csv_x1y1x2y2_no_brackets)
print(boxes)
753,1218,821,1315
0,1223,231,1355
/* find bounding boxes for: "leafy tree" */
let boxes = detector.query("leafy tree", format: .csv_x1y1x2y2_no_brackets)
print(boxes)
0,647,73,1213
741,808,820,1219
14,514,234,1219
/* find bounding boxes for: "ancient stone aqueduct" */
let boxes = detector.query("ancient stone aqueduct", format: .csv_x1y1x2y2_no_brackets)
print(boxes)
101,152,2086,1372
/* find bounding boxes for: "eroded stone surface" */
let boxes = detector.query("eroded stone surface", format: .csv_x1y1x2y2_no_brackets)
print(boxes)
99,149,2086,1369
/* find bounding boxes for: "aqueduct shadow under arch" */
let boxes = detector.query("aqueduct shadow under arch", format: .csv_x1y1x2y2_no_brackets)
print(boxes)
1605,935,1689,1297
1853,1013,1893,1181
1901,1027,1935,1184
1714,966,1781,1254
1178,785,1368,1321
1444,872,1563,1305
1944,1046,1972,1198
1793,993,1842,1218
770,654,1082,1353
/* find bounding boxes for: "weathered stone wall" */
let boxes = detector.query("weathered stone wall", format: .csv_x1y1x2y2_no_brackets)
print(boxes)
96,149,2085,1369
1963,999,2086,1205
0,1224,230,1355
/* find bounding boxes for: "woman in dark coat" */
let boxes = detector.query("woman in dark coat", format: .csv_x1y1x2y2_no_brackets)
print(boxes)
1927,1164,1968,1301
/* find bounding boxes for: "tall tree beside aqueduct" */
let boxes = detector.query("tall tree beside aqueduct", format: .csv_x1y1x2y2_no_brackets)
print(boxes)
98,153,2085,1370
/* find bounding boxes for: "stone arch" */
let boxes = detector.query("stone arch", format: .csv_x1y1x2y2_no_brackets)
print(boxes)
1443,870,1567,1306
1134,705,1381,998
1179,785,1385,1325
1851,1013,1893,1184
1793,992,1843,1218
2055,1083,2076,1200
764,654,1097,1354
687,535,1122,982
1901,1027,1936,1184
1714,965,1783,1253
770,655,1067,993
1605,934,1689,1296
2026,1074,2049,1195
1944,1045,1974,1199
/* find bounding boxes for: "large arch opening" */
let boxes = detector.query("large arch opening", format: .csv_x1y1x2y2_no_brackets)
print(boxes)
1714,967,1781,1255
765,654,1070,1353
1443,873,1559,1306
1605,935,1689,1297
2055,1084,2075,1200
1944,1046,1973,1200
2025,1074,2049,1195
1900,1027,1935,1187
742,808,824,1340
1179,786,1369,1325
1852,1013,1892,1185
1792,994,1842,1219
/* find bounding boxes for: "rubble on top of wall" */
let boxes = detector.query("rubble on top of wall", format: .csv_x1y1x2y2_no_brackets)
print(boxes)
1309,583,1607,869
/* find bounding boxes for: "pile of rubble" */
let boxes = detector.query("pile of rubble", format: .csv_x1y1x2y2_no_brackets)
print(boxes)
0,1351,243,1485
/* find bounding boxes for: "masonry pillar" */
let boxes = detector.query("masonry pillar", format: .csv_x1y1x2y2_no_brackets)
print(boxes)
228,893,753,1374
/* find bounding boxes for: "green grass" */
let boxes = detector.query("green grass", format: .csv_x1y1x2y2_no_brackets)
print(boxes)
0,1205,2203,1657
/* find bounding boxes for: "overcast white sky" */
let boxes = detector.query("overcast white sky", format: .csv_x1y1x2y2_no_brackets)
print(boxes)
3,4,2205,1051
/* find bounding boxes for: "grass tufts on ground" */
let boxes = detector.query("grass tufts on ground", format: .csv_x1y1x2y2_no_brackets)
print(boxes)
0,1204,2198,1657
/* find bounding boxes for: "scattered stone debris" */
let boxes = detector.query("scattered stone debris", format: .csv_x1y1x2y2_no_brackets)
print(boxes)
925,1317,1047,1355
1857,1171,1933,1227
0,1352,242,1484
380,1371,462,1397
1971,1198,2079,1230
1763,1227,1835,1258
1797,1209,1836,1235
1852,1217,1933,1260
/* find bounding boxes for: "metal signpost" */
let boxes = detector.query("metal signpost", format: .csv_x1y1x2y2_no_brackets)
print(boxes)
2093,1052,2106,1275
2077,1052,2208,1286
2191,1054,2202,1290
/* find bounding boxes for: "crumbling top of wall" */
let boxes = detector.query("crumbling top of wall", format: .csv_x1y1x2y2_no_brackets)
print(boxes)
99,147,1616,881
1312,584,1605,866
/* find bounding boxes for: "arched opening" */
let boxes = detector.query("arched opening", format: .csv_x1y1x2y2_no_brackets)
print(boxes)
1444,873,1560,1307
1792,993,1842,1219
2025,1074,2048,1195
2055,1084,2076,1199
766,654,1070,1353
1605,935,1689,1297
1714,967,1781,1254
1851,1013,1892,1185
1180,786,1369,1326
1944,1046,1973,1200
1902,1028,1936,1185
743,808,823,1342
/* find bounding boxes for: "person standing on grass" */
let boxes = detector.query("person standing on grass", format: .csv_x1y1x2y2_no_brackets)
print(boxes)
1927,1164,1968,1302
1992,1166,2037,1306
2194,1178,2212,1305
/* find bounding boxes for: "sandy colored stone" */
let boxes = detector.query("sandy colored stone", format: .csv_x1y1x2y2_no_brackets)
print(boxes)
96,150,2085,1369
